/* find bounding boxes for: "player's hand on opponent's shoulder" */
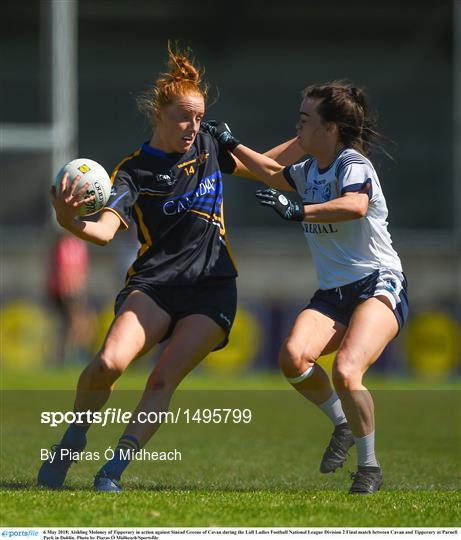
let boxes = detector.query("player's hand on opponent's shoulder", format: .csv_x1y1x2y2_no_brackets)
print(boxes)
201,119,241,151
255,188,304,222
50,172,95,226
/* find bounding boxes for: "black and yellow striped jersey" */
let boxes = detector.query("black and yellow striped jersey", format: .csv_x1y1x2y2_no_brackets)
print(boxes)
103,128,238,285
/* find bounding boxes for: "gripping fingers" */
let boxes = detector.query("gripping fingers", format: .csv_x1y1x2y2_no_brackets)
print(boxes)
76,194,95,208
73,183,93,207
68,175,80,196
203,119,217,128
201,120,217,136
59,172,70,194
75,182,90,199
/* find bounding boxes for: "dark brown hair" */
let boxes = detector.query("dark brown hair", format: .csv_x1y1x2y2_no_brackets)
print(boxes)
302,81,392,159
137,42,208,125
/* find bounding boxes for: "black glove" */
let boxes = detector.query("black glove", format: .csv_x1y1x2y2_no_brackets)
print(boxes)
201,120,241,151
255,188,304,222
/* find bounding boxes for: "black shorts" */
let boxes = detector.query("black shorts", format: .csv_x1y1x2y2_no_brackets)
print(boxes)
114,277,237,351
306,268,409,330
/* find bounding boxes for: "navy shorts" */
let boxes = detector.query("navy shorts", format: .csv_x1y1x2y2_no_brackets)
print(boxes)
306,269,409,330
114,277,237,351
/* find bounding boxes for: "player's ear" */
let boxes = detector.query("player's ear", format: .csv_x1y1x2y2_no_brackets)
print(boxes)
326,121,338,134
153,107,162,125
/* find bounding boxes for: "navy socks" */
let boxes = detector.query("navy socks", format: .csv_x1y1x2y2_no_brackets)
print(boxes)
62,422,90,449
99,435,140,480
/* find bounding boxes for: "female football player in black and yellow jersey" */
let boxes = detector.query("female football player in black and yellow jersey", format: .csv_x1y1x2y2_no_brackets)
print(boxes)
38,43,304,491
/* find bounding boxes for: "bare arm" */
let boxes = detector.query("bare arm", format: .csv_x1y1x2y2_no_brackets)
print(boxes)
232,139,304,191
205,120,305,190
264,137,305,165
233,144,287,185
202,121,304,190
302,192,369,222
52,172,122,246
58,211,122,246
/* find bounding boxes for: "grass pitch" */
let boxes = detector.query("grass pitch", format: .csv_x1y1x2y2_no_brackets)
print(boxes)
1,368,460,527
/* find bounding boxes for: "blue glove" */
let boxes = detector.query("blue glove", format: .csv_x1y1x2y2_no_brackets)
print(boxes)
201,120,241,151
255,188,304,222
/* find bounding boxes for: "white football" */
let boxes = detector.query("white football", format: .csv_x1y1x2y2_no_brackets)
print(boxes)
53,158,112,216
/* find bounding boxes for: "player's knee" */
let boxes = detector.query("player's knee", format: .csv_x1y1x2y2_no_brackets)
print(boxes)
93,349,126,380
279,338,316,377
145,370,177,394
332,351,361,390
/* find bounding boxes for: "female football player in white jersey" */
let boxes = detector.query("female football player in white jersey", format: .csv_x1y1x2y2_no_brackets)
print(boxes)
209,82,408,494
38,44,305,492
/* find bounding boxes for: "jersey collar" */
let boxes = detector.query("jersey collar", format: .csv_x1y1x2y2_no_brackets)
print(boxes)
141,142,182,159
317,147,349,174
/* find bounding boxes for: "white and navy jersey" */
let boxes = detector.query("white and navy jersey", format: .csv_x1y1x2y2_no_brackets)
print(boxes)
283,148,402,289
103,128,237,285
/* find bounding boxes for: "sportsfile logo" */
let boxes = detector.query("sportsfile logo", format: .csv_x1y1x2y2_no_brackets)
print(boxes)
40,407,252,426
1,531,39,537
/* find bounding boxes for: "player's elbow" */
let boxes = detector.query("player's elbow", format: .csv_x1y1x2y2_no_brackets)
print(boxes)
355,193,369,218
355,204,368,218
94,237,110,247
89,236,108,247
350,196,369,218
343,193,368,219
96,226,117,246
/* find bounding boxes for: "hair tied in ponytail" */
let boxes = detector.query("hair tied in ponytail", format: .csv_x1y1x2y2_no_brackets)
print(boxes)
136,41,208,127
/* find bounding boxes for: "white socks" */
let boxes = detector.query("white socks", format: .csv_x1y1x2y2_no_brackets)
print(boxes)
318,392,379,468
318,391,347,426
354,431,379,467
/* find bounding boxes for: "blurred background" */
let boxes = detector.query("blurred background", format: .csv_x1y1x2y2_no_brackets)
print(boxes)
1,0,460,381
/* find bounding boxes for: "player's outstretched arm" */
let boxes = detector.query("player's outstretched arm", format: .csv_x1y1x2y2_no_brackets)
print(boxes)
232,144,369,223
202,120,297,191
232,143,287,185
263,137,305,166
51,172,121,246
235,137,304,191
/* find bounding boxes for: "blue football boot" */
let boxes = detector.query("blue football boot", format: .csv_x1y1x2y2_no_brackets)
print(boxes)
94,470,122,492
37,438,86,489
